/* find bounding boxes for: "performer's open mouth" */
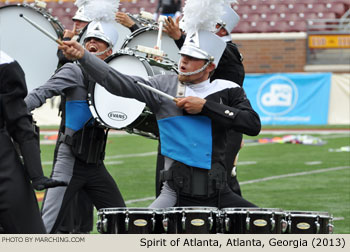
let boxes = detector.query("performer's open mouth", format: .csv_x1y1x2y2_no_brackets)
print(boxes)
88,45,98,53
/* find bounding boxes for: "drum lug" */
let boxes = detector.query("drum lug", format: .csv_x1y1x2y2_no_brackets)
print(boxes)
315,216,320,234
328,216,334,234
288,215,292,234
270,213,276,232
281,219,288,233
245,213,250,232
162,215,168,233
225,217,230,232
208,215,213,231
152,213,156,232
102,217,108,233
162,218,168,233
96,219,102,233
125,212,129,232
182,212,186,231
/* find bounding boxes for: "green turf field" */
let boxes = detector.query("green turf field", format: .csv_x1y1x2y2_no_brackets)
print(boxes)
39,127,350,234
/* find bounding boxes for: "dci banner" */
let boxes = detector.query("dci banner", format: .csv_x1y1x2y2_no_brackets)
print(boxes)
243,73,332,125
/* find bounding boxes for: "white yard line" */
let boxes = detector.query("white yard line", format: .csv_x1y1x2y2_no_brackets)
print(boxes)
125,166,350,204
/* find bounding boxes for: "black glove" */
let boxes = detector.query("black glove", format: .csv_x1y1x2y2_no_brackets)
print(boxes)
32,176,68,191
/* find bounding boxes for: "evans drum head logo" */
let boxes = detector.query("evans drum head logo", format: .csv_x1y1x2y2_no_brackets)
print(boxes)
108,111,127,121
257,76,298,116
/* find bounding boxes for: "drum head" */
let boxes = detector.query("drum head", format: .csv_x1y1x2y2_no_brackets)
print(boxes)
0,5,63,92
91,54,149,129
79,22,131,52
122,27,180,63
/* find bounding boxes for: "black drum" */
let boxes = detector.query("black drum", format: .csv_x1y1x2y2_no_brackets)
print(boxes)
221,208,287,234
97,208,163,234
285,211,334,234
162,207,219,234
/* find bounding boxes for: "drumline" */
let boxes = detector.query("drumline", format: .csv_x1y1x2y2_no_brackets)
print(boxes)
96,207,334,234
0,4,335,235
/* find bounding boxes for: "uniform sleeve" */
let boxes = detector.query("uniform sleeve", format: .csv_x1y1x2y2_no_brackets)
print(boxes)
0,61,39,143
79,51,163,112
201,87,261,136
24,63,83,111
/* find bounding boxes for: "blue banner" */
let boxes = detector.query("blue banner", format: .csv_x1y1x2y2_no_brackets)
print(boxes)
243,73,332,125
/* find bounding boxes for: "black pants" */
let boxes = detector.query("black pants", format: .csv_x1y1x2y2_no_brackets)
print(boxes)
178,186,257,209
0,132,46,234
50,159,125,233
57,190,93,233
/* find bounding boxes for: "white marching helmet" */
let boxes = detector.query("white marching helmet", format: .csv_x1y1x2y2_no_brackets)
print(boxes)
72,6,91,22
218,5,240,34
179,30,226,68
84,21,118,47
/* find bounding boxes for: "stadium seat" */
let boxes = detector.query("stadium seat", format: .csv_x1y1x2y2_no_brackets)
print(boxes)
305,3,326,13
261,13,280,22
288,20,307,32
233,21,252,33
326,3,347,17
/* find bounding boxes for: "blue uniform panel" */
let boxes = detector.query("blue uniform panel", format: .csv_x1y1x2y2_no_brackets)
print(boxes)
158,115,212,169
65,100,92,131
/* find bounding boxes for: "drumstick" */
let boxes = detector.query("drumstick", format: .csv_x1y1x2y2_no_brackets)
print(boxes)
156,16,166,50
135,81,178,102
19,14,63,45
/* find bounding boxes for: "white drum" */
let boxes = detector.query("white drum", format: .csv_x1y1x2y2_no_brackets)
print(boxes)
0,4,64,92
121,26,180,63
88,51,177,139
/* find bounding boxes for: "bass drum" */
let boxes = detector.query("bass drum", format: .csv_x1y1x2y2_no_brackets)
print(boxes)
88,51,177,139
121,26,180,63
0,4,63,92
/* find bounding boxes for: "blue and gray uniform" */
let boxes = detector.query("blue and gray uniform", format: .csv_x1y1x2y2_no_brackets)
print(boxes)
25,62,125,233
78,51,261,208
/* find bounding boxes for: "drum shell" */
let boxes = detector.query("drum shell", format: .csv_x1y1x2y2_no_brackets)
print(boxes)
222,208,286,234
286,211,333,234
97,208,163,234
121,26,180,63
0,4,64,92
88,52,177,139
163,207,219,234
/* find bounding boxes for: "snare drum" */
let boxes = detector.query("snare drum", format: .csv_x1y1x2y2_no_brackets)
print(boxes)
88,51,177,139
285,211,334,234
97,208,163,234
162,207,219,234
221,208,287,234
121,26,180,63
0,4,63,92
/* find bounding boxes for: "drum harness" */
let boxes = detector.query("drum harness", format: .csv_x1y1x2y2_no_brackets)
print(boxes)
159,81,227,207
57,64,109,164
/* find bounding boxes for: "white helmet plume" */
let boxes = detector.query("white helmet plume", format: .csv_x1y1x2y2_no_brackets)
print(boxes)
84,0,120,22
182,0,228,35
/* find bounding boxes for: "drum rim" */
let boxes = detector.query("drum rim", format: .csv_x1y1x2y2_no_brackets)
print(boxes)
98,207,163,215
285,211,331,218
0,3,64,36
164,206,219,213
121,25,157,48
221,208,285,214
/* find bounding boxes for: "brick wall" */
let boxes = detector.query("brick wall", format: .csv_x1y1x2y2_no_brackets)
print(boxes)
232,33,307,73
